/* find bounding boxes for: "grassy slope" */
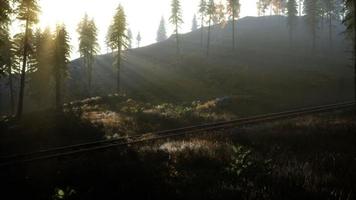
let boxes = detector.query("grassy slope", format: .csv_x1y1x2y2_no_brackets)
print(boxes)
68,16,354,116
1,109,355,200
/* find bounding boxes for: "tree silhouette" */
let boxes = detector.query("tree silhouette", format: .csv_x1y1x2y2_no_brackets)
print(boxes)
298,0,303,16
304,0,319,51
343,0,356,103
127,28,133,49
287,0,298,47
30,28,54,108
321,0,338,48
170,0,183,55
0,0,15,114
157,16,167,42
192,14,198,31
16,0,40,118
0,32,16,114
272,0,287,15
53,24,70,110
206,0,216,56
77,14,99,93
227,0,240,51
136,32,141,48
199,0,207,47
106,4,127,93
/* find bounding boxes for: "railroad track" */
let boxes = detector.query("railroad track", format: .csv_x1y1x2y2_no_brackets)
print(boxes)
0,101,354,167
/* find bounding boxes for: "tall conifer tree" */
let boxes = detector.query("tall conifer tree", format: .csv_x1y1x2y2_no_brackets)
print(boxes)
16,0,40,117
106,4,127,93
170,0,183,55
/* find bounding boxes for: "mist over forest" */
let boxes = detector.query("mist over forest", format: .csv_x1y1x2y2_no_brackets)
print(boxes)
1,0,356,200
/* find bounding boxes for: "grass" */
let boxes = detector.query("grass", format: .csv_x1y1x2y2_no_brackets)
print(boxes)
1,108,355,200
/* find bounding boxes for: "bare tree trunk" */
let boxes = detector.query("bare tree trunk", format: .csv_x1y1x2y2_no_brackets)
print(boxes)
176,23,180,55
201,16,204,48
117,46,121,93
207,16,211,56
354,1,356,104
16,17,29,118
232,11,236,51
55,68,62,111
328,14,333,49
9,72,14,115
289,27,293,48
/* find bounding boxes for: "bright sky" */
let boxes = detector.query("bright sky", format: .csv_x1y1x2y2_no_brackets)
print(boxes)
37,0,258,59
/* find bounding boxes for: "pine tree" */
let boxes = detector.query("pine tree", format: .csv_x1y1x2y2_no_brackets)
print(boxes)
343,0,356,103
170,0,183,55
257,0,271,16
298,0,303,16
199,0,207,47
16,0,40,118
227,0,240,51
53,24,70,110
214,2,226,25
304,0,319,51
192,14,198,31
287,0,298,46
127,28,133,48
30,28,54,108
206,0,216,56
157,16,167,42
0,0,15,114
0,32,16,114
106,4,127,93
136,32,141,47
77,14,99,93
322,0,338,48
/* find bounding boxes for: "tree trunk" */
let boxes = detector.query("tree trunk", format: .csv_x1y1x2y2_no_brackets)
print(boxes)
201,16,204,48
232,11,236,51
176,23,180,55
117,46,121,93
9,72,14,115
354,1,356,104
328,14,333,49
16,18,29,118
207,16,211,56
55,68,62,111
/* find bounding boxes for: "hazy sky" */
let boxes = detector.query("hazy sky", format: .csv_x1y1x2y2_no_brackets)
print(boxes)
37,0,258,59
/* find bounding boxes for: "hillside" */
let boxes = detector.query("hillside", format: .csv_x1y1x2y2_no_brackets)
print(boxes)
0,16,354,115
67,16,354,116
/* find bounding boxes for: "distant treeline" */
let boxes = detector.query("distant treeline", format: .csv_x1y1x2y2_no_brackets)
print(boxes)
0,0,355,118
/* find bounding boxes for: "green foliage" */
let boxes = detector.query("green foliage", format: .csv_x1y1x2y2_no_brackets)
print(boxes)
52,187,76,200
169,0,183,29
170,0,183,55
106,5,127,52
227,0,241,20
127,28,133,48
343,0,355,40
106,4,127,92
16,0,40,25
157,16,168,42
54,24,71,76
136,31,141,47
53,24,71,109
77,14,99,90
30,28,55,107
287,0,298,28
304,0,320,49
287,0,298,45
191,14,198,31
